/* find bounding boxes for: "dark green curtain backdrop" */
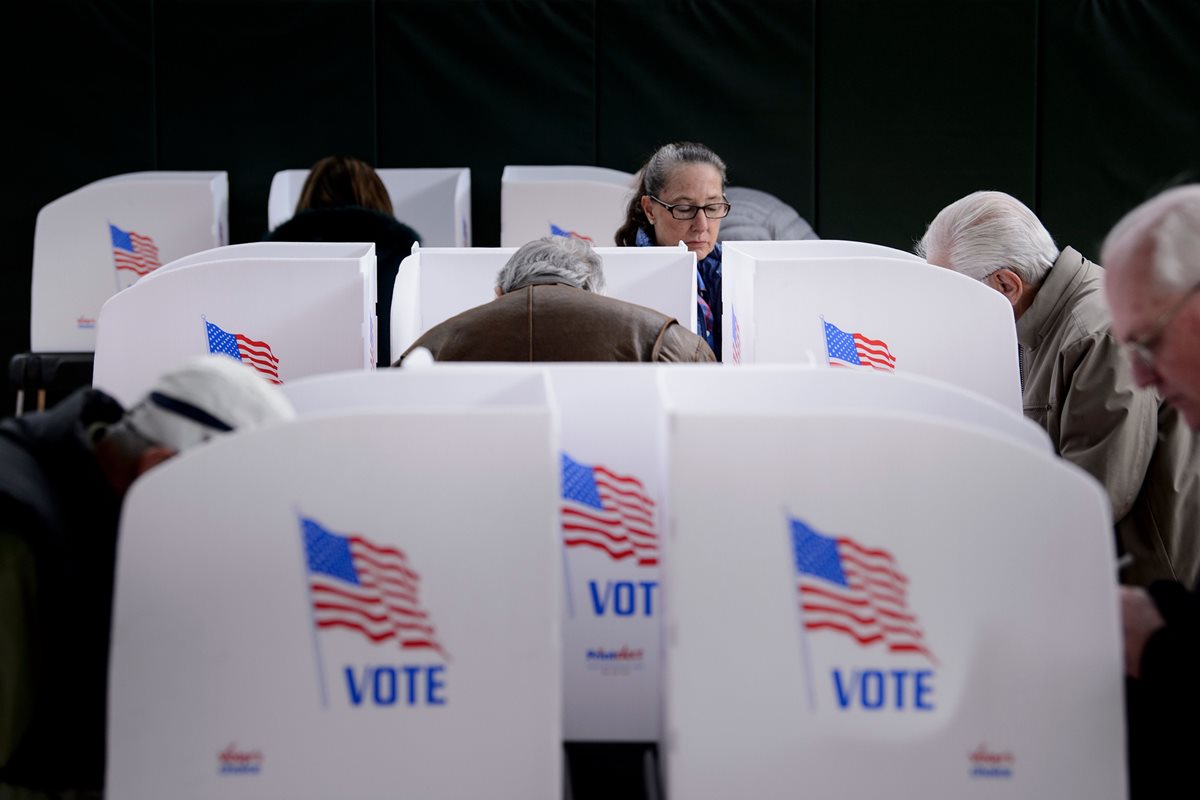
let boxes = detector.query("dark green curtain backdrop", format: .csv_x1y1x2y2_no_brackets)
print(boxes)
3,0,1198,401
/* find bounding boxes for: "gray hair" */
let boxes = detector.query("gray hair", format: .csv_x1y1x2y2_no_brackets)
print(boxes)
916,191,1059,286
616,142,728,246
1101,184,1200,294
496,236,606,294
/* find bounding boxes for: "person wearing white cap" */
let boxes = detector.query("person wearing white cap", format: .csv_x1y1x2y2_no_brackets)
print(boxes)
0,355,294,798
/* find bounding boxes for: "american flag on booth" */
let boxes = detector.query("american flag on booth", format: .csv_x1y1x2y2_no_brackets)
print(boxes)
823,319,896,372
550,222,594,243
731,306,742,364
561,453,658,566
109,223,161,278
205,319,282,384
789,517,934,662
301,516,447,657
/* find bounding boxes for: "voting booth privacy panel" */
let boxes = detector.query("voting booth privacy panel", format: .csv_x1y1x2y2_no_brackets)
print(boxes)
391,245,697,359
500,166,635,248
92,244,376,408
30,172,229,352
721,246,1023,411
282,365,669,742
658,376,1124,798
267,167,472,246
108,404,561,799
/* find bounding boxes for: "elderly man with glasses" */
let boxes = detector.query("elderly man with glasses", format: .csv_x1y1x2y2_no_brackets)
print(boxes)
918,190,1200,588
1102,184,1200,799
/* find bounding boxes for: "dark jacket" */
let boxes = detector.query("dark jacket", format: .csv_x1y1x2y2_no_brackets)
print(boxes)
397,281,716,363
266,206,421,367
0,389,126,794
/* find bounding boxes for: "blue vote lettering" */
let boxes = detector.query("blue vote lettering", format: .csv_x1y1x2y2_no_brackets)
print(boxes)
588,580,657,616
831,668,935,711
344,665,447,707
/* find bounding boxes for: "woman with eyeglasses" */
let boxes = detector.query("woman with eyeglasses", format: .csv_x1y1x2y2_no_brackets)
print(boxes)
616,142,731,360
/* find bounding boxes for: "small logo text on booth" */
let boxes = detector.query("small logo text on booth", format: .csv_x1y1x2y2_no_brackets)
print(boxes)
586,646,645,674
76,316,96,329
218,744,263,775
969,745,1015,779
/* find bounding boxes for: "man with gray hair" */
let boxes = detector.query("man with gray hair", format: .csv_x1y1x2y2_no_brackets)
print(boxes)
0,355,294,797
918,190,1200,588
398,236,715,363
1101,184,1200,799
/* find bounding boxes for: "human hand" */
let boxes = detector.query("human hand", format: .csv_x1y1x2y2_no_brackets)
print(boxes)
1120,585,1166,679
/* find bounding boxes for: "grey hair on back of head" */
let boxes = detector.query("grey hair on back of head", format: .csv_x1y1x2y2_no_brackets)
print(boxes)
916,191,1059,286
496,236,606,294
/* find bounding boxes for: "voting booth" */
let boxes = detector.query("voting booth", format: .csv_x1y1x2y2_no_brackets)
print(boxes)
93,243,376,407
720,239,923,261
501,166,634,247
108,397,561,799
391,245,696,359
657,372,1125,799
30,171,229,352
267,167,472,246
721,247,1022,411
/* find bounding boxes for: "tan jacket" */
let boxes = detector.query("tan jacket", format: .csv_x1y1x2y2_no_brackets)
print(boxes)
1018,247,1200,586
398,281,716,364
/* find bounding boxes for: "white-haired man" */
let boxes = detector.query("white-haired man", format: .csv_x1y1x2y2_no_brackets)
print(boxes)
1102,184,1200,799
0,356,294,798
398,236,715,363
918,191,1200,588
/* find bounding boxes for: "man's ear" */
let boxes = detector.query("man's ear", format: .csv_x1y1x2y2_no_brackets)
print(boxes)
988,269,1025,308
494,285,503,298
640,194,656,225
136,445,176,477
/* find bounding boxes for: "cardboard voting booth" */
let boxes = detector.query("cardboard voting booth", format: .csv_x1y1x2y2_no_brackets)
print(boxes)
721,249,1022,410
108,404,561,799
501,166,634,247
391,245,696,359
721,239,923,261
268,167,472,246
30,171,228,352
658,378,1124,799
92,244,376,407
283,365,670,742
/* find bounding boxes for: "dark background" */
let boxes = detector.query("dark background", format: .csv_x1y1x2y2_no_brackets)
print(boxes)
4,0,1199,406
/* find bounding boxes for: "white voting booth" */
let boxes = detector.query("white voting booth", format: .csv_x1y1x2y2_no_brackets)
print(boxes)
93,243,376,407
30,171,228,351
282,365,669,742
721,238,923,261
658,370,1125,799
721,245,1023,411
108,396,561,799
391,245,696,359
501,166,634,247
267,167,472,246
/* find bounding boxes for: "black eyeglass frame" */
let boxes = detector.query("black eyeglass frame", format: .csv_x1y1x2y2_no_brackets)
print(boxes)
648,194,732,221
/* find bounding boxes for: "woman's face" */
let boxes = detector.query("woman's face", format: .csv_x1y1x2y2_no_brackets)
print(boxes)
640,163,724,261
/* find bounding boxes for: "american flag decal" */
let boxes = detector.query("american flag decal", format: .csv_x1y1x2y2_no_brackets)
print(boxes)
302,516,447,657
823,319,896,372
731,306,742,364
205,319,282,384
789,517,934,663
561,453,658,566
549,223,594,243
109,223,161,278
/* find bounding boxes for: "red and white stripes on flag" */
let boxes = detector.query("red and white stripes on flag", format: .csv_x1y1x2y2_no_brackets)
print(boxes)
205,319,282,384
561,454,658,566
109,223,161,277
303,517,447,657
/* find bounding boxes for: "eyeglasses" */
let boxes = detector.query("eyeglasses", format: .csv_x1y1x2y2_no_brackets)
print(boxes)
1123,282,1200,371
649,195,731,220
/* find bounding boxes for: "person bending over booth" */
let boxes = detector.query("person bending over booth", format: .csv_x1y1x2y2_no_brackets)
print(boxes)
0,356,294,799
917,190,1200,588
616,142,730,360
397,236,714,364
266,155,421,367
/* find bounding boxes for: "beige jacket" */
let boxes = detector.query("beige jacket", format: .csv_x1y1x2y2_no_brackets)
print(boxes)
1018,247,1200,586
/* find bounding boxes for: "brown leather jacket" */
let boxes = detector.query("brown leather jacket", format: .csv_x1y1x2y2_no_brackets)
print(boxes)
397,281,715,363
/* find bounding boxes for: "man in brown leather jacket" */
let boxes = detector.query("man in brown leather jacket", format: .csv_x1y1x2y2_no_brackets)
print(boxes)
918,191,1200,588
396,236,716,363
